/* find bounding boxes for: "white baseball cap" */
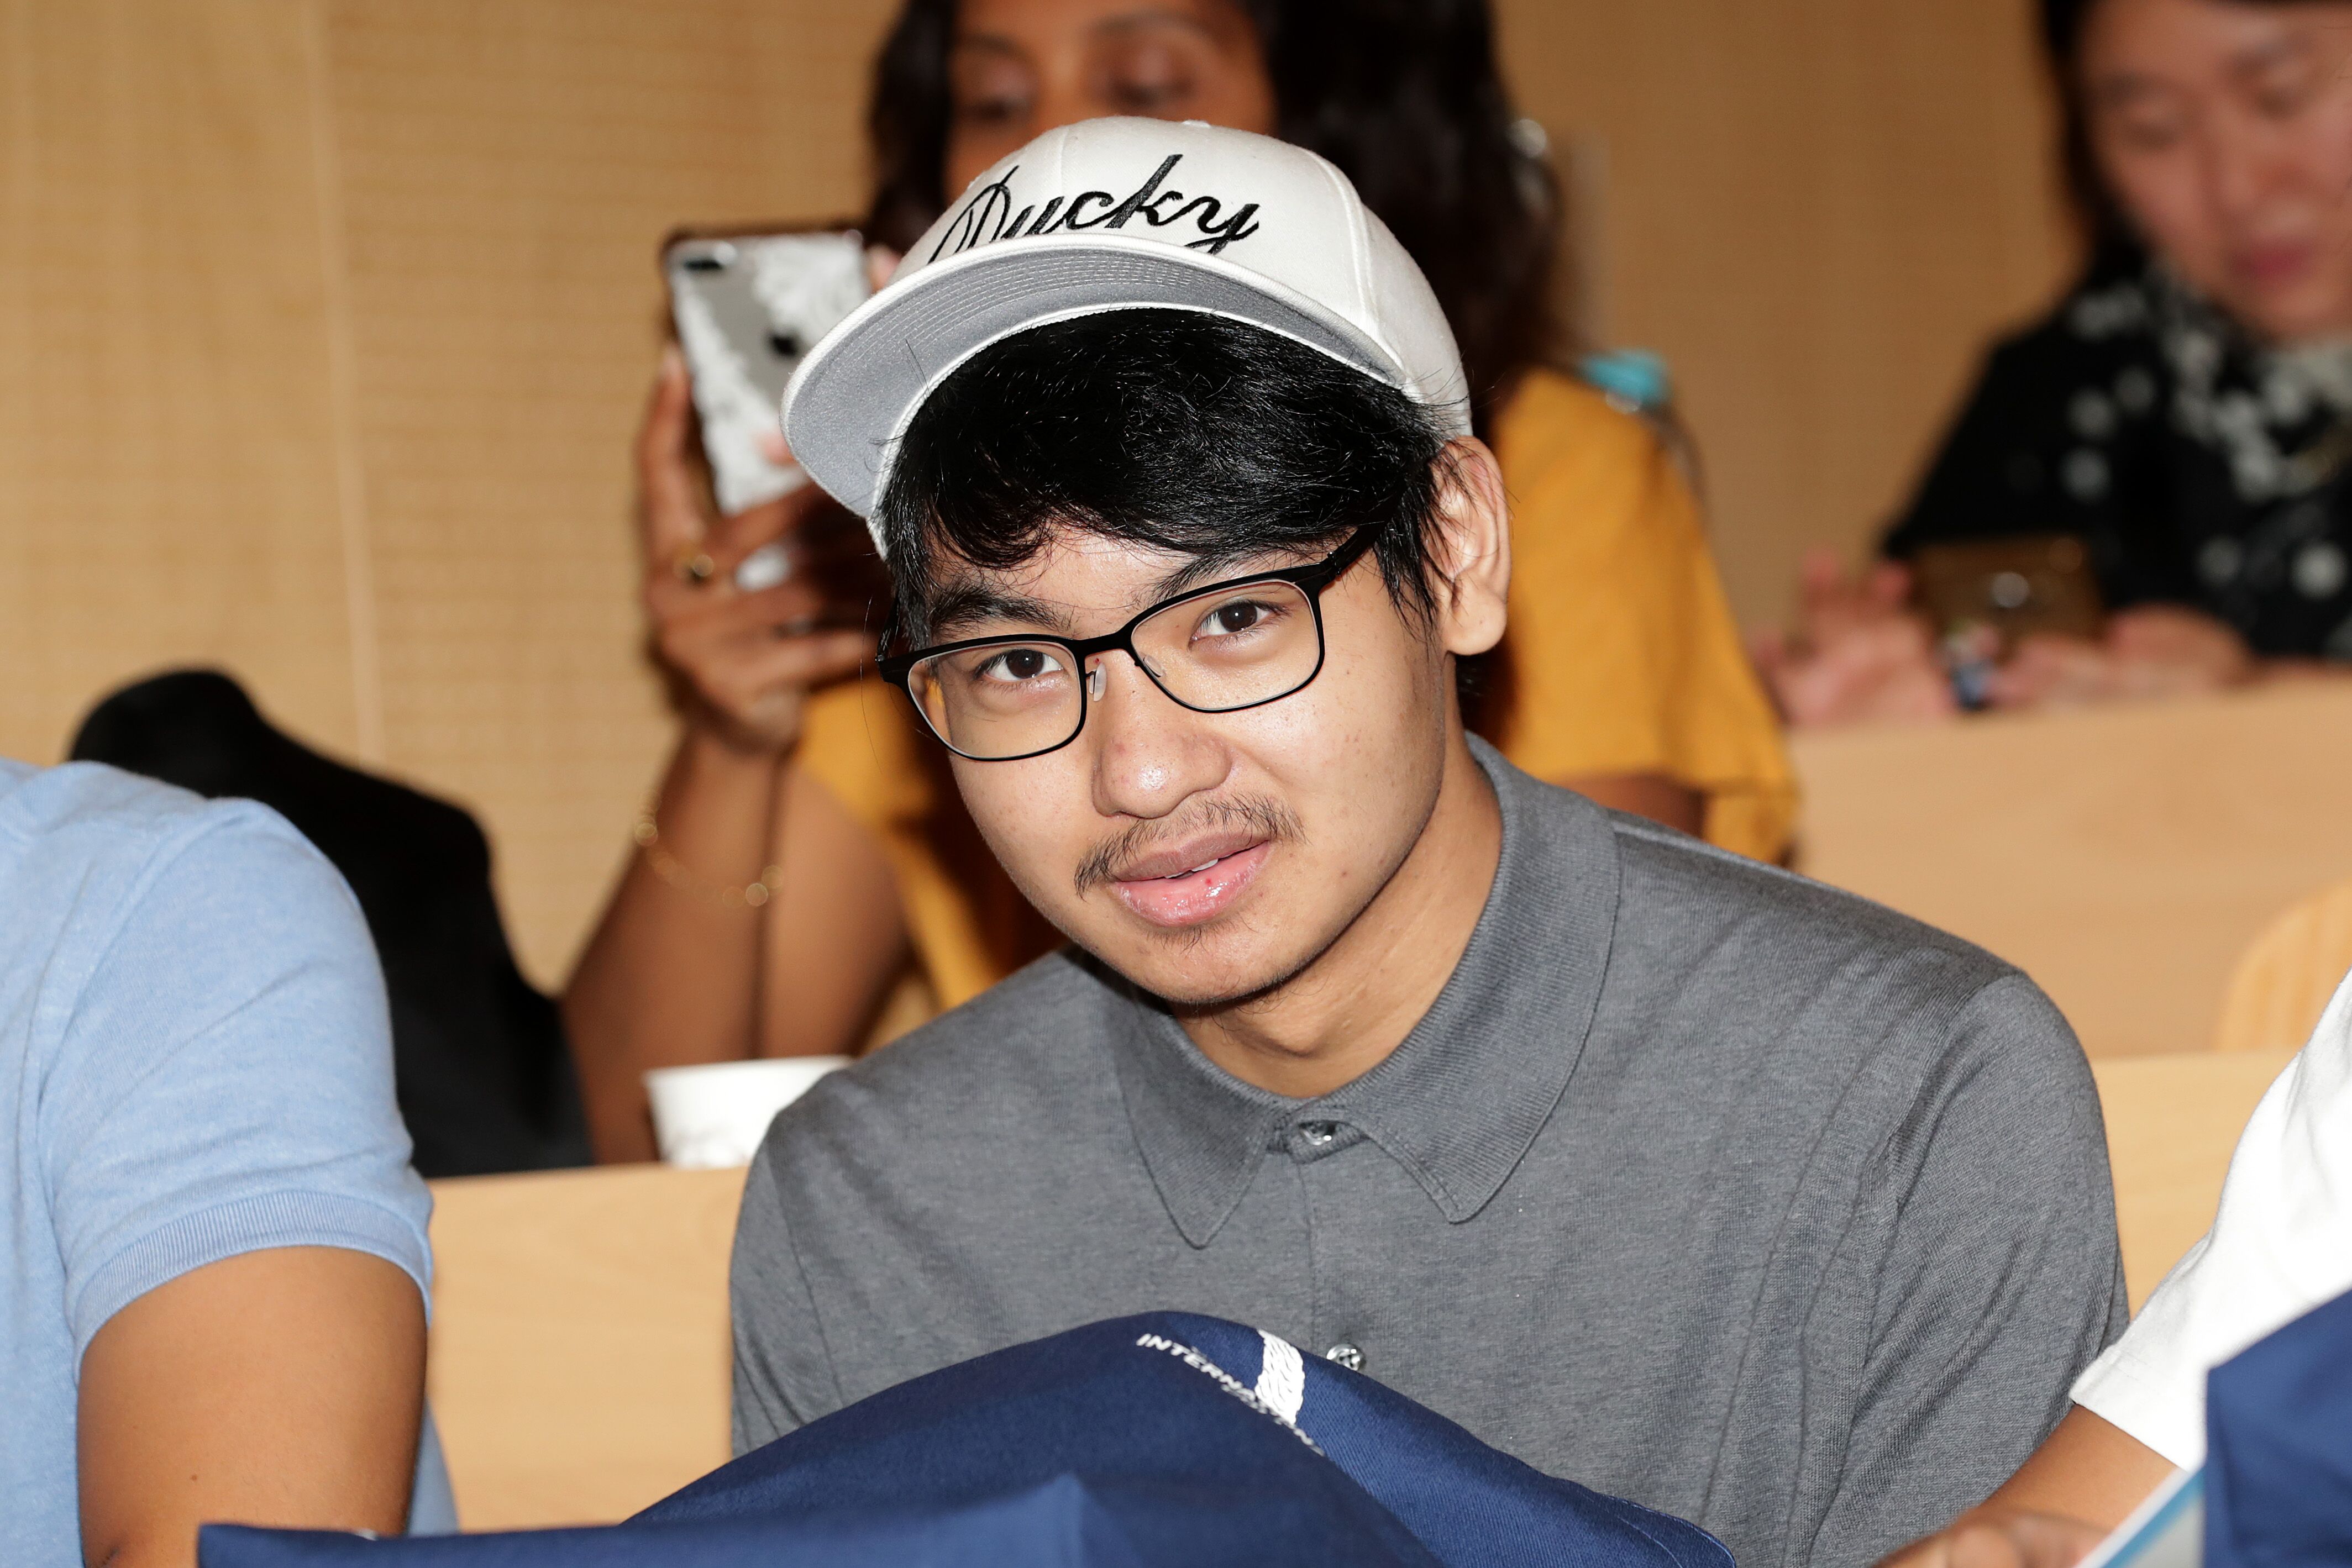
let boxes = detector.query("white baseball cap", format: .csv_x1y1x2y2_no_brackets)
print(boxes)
781,117,1471,550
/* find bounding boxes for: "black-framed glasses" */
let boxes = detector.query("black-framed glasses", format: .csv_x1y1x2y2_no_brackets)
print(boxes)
879,529,1379,761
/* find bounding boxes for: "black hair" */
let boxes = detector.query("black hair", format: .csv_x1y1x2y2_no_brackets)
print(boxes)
876,310,1455,644
862,0,1563,437
2041,0,2335,264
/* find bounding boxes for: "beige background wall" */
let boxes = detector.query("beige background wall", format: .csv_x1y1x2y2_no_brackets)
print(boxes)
0,0,2076,983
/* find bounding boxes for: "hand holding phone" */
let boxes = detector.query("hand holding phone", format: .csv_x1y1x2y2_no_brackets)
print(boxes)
634,355,872,756
642,226,896,752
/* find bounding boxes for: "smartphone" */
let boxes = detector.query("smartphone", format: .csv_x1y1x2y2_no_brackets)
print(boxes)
663,226,889,625
663,225,870,519
1909,534,2106,651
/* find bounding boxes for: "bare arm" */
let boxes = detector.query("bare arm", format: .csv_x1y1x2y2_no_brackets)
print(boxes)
77,1248,425,1568
564,356,909,1163
565,737,910,1162
1880,1407,2177,1568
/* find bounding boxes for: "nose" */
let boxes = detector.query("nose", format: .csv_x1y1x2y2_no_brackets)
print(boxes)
2202,107,2289,224
1083,652,1231,822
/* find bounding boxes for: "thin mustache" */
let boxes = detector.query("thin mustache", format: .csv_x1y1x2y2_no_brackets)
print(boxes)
1072,795,1305,897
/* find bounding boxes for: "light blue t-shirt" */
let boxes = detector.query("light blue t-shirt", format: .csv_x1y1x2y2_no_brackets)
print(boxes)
0,760,440,1564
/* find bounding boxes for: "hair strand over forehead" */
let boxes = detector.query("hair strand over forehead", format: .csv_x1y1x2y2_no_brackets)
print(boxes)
876,310,1457,644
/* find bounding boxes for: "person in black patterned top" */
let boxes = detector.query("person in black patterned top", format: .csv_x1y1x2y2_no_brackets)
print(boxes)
1761,0,2352,727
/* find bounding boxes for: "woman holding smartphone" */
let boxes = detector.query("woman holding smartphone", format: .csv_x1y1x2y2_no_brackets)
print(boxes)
1762,0,2352,725
564,0,1794,1161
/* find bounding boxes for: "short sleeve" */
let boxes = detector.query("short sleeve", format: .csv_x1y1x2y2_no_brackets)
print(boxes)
2072,972,2352,1467
1484,372,1796,862
1813,975,2128,1562
41,804,432,1357
730,1141,838,1451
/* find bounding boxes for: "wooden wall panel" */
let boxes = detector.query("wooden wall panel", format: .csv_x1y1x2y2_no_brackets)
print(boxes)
5,0,2096,990
318,0,897,981
1495,0,2076,629
0,0,361,765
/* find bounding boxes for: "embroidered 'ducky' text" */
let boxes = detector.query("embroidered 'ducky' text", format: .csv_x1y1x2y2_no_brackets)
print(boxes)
928,154,1264,264
1134,1332,1323,1453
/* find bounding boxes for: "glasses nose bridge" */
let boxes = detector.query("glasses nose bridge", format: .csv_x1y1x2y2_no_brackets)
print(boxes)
1076,625,1170,705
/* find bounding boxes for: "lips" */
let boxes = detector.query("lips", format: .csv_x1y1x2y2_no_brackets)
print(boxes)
2235,239,2315,291
1110,835,1273,929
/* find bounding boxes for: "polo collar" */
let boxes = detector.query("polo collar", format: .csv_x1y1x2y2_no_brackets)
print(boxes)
1106,738,1622,1248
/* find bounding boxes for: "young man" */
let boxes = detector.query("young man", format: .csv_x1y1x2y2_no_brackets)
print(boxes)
1,757,442,1566
730,118,2125,1568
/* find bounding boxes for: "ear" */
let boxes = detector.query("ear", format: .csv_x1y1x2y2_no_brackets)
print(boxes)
1426,437,1510,658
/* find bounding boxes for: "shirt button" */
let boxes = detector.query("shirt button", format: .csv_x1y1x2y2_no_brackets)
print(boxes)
1299,1120,1338,1148
1324,1341,1364,1371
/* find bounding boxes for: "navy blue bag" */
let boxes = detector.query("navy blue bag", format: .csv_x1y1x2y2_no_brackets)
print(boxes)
2205,1285,2352,1567
202,1311,1724,1567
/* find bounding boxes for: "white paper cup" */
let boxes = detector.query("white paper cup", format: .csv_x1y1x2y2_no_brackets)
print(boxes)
644,1057,851,1170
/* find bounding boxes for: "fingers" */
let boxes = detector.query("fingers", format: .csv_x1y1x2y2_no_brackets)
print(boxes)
1793,550,1915,653
727,628,872,695
1941,1521,2027,1568
1768,611,1955,728
1864,559,1914,609
865,246,902,293
1798,546,1851,605
637,348,708,565
666,615,870,749
648,576,828,645
1988,634,2108,709
707,485,831,571
1945,1514,2105,1568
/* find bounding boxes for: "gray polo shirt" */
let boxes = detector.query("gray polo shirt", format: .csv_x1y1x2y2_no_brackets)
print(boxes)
732,740,2125,1568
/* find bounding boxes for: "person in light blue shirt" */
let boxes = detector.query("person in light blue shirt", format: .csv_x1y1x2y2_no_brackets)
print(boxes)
0,757,444,1567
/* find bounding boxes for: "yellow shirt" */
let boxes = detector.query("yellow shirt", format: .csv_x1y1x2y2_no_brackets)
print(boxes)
797,367,1795,1011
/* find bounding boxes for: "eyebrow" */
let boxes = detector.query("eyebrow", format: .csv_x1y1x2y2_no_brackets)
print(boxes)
2094,31,2318,106
1143,548,1283,603
2227,31,2315,82
925,581,1077,641
920,537,1342,645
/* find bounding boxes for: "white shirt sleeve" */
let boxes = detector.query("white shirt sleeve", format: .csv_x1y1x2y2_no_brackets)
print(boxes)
2070,969,2352,1467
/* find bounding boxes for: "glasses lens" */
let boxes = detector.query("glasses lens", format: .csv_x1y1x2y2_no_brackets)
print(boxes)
1135,579,1321,713
906,640,1085,759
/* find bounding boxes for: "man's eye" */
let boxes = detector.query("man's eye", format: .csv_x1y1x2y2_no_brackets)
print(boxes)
1195,599,1275,639
978,647,1064,682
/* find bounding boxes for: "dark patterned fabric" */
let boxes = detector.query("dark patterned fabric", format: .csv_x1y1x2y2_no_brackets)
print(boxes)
1886,253,2352,658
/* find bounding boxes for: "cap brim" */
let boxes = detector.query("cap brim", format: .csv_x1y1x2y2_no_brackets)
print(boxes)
781,233,1404,528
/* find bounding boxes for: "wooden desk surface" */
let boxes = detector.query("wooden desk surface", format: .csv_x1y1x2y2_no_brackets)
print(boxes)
1793,681,2352,1057
427,1048,2290,1528
427,1163,746,1528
